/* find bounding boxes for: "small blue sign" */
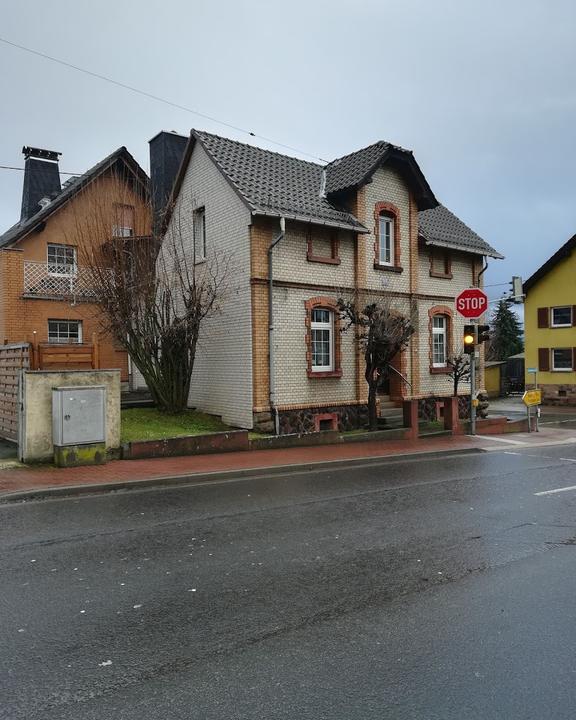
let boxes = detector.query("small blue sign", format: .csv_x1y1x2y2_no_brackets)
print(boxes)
527,368,538,373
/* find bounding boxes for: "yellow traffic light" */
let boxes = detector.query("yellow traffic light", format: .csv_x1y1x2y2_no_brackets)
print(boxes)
463,324,476,354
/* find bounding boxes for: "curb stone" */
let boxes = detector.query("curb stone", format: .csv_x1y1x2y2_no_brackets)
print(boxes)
0,447,484,504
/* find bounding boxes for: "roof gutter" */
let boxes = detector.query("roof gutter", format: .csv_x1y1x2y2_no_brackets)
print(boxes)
268,217,286,436
422,236,504,260
252,209,368,234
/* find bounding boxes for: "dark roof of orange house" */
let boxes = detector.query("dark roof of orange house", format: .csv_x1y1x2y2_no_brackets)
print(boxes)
0,146,149,248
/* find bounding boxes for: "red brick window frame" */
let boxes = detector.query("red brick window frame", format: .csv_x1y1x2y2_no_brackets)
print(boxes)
306,227,340,265
429,249,453,279
305,297,343,378
374,201,402,273
428,305,453,374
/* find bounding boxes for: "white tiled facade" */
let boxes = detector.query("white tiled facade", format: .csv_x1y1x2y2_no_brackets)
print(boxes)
163,143,254,428
273,285,357,407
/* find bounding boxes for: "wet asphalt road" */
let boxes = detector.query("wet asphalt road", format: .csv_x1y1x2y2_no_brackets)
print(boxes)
3,445,576,719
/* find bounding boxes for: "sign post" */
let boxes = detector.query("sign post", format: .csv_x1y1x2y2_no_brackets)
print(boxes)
522,389,542,433
470,351,476,435
456,288,488,436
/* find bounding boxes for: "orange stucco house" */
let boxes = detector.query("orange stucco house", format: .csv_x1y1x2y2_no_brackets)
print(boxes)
0,146,150,387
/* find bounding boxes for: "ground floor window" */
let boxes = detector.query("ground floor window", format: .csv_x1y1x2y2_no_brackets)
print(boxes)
48,320,82,344
552,348,573,371
432,315,447,366
311,308,333,372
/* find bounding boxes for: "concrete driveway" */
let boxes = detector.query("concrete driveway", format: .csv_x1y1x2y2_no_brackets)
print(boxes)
489,395,576,425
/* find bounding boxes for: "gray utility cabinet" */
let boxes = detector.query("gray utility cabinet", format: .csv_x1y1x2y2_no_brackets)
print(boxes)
52,386,106,446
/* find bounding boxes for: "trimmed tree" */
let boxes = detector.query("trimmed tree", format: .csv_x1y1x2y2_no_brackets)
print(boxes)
488,300,523,360
447,351,470,397
337,294,414,431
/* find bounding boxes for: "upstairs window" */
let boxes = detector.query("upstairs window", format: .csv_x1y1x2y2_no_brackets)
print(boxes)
430,249,452,279
193,207,206,262
306,227,340,265
113,204,135,238
432,315,447,367
47,243,76,275
551,306,572,328
378,214,394,266
374,202,401,272
311,308,334,372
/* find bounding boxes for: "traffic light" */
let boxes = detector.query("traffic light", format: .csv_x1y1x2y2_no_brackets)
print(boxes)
463,324,476,354
477,324,490,344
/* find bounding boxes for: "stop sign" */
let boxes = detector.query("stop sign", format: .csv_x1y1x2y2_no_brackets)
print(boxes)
455,288,488,318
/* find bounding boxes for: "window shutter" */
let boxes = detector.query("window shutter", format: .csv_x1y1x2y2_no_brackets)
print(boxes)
573,348,576,370
572,307,576,326
537,308,549,328
538,348,550,371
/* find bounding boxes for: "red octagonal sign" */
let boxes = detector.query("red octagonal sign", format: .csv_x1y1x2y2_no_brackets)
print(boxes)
455,288,488,318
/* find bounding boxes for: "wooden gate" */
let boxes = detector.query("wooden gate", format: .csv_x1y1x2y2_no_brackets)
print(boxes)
0,343,30,441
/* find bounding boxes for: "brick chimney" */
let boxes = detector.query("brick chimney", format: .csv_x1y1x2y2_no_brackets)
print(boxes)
20,146,62,222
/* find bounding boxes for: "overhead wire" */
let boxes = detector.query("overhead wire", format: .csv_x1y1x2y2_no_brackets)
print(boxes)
0,165,82,175
0,36,329,164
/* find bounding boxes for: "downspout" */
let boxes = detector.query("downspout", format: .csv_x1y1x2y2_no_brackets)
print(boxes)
477,256,488,287
268,217,286,435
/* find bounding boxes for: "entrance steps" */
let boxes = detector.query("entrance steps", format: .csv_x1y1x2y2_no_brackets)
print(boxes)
378,394,404,429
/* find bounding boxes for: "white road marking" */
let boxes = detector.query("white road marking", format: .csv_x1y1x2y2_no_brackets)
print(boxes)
535,485,576,496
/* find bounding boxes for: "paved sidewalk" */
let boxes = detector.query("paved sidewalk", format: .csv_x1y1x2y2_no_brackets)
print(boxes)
2,426,576,502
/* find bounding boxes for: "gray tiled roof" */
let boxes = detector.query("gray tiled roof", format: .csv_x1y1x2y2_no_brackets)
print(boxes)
193,130,367,232
418,204,503,259
324,141,392,194
0,147,148,248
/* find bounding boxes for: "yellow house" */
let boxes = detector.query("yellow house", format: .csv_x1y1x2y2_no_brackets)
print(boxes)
523,233,576,404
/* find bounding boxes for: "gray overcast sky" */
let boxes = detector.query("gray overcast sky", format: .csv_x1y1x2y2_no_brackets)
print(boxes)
1,0,575,301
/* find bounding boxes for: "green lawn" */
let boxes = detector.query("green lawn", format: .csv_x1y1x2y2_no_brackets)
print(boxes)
121,408,232,443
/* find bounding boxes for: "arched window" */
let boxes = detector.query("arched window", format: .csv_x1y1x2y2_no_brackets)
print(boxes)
432,315,448,367
378,213,394,266
428,306,453,373
305,298,343,378
311,308,334,372
374,202,402,272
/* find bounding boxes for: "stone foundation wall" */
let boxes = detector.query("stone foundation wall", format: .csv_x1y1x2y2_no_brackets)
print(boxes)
417,395,472,422
540,383,576,406
254,404,369,435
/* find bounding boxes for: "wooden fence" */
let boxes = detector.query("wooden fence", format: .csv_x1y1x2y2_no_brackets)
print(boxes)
0,343,30,441
34,341,100,372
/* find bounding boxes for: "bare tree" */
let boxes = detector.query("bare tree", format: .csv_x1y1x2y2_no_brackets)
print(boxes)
70,176,230,413
338,293,414,431
447,351,470,397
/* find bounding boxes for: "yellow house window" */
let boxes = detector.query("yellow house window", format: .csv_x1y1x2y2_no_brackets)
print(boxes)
552,348,573,371
551,306,572,328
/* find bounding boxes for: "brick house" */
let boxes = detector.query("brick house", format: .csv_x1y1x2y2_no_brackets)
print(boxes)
152,129,502,432
0,146,150,388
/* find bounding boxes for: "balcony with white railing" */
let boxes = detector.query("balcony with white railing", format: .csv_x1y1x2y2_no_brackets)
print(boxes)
23,262,100,300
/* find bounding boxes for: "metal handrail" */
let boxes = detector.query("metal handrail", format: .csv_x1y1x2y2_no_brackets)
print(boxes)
388,364,412,389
